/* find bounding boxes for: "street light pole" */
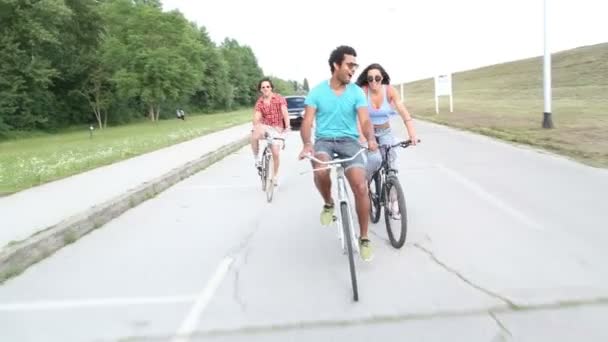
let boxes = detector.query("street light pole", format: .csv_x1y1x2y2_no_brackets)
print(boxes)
542,0,554,128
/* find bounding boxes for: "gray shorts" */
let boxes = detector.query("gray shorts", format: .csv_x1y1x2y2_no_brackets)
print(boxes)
314,137,367,171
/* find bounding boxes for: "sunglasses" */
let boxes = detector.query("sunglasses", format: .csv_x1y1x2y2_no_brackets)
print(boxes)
345,62,359,70
367,75,383,83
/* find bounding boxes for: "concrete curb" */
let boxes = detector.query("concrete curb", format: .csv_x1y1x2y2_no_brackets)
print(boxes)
0,136,249,284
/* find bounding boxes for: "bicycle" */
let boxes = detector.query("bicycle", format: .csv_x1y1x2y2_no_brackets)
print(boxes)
257,132,285,203
303,147,367,302
368,139,419,248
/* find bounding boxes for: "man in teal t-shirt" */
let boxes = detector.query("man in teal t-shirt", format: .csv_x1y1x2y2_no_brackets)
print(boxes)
298,45,378,262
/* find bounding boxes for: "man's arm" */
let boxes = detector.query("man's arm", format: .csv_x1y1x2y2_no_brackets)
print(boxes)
357,106,376,144
356,116,366,144
300,105,316,146
253,110,262,125
353,86,375,147
281,104,290,130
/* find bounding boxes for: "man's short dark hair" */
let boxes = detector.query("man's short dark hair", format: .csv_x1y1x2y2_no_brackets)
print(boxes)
328,45,357,73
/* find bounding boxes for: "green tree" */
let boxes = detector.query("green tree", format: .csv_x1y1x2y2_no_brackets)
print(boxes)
220,38,264,107
190,27,231,111
101,0,205,121
0,0,72,132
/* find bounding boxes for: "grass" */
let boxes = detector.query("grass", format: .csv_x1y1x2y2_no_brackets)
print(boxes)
0,109,251,194
399,42,608,168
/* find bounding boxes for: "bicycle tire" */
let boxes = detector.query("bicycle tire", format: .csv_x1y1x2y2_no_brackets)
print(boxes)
368,173,381,224
340,202,359,301
259,149,267,191
265,153,274,202
383,176,408,248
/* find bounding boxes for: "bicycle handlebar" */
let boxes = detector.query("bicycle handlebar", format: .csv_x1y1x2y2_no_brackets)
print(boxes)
303,147,367,166
386,139,421,149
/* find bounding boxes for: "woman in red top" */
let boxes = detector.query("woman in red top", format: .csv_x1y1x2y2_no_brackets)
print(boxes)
251,78,290,186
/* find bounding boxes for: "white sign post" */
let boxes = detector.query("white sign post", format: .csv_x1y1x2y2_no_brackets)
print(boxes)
434,73,453,114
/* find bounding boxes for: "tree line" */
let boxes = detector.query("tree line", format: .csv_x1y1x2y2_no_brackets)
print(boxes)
0,0,307,136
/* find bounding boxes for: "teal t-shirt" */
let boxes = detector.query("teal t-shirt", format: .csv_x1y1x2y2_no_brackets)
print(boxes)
304,80,367,140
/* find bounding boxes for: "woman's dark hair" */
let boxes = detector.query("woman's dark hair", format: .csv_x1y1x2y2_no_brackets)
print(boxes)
258,77,274,91
355,63,391,87
328,45,357,73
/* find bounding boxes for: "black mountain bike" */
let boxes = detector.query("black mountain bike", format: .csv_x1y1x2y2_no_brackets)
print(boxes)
368,139,419,248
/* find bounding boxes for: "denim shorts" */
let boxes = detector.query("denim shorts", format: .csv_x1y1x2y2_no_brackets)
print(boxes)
314,137,367,171
362,126,397,180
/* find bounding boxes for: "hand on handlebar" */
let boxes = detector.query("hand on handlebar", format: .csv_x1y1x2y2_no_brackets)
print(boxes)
298,144,314,160
399,138,421,148
367,139,378,152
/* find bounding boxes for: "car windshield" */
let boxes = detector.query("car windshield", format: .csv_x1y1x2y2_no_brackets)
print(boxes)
286,97,305,109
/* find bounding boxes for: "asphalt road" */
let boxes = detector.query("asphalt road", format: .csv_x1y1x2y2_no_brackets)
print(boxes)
1,118,607,342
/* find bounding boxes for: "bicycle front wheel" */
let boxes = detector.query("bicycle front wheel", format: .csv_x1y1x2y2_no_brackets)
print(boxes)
265,153,274,202
368,173,381,224
340,202,359,301
260,150,267,191
383,176,408,248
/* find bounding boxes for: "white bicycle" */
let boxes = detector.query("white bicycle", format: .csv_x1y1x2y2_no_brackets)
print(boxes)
303,147,367,302
257,132,285,203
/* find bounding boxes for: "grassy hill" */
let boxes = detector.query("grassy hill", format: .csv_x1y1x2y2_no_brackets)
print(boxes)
400,42,608,168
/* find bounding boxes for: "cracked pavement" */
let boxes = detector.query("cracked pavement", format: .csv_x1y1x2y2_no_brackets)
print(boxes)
1,119,608,341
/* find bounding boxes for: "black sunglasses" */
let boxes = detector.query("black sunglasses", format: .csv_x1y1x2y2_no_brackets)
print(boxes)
367,75,383,83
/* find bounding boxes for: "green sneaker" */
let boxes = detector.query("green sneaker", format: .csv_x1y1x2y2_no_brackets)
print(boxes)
320,204,334,226
359,238,374,262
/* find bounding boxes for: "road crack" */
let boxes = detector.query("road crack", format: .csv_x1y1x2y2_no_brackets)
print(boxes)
232,264,247,312
413,243,517,309
489,311,513,340
227,215,264,313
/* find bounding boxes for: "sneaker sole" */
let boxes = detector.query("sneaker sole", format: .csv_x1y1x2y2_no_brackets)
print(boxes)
361,253,374,262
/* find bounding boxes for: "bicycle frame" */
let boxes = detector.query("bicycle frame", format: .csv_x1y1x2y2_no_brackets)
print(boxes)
261,133,285,156
258,133,285,174
258,133,285,199
304,148,366,254
334,163,359,254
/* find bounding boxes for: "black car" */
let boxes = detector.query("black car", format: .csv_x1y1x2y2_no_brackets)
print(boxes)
285,95,306,129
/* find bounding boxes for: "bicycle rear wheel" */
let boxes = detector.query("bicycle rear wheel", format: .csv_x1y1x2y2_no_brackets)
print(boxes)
265,153,274,202
368,172,381,224
383,176,408,248
340,202,359,301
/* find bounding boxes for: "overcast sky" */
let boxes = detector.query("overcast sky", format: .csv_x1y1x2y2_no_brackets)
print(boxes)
162,0,607,87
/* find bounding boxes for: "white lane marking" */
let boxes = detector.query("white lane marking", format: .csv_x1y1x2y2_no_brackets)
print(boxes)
436,163,545,231
0,295,196,312
171,256,234,342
